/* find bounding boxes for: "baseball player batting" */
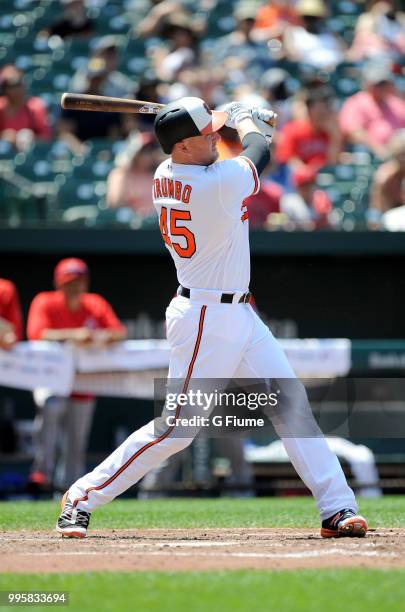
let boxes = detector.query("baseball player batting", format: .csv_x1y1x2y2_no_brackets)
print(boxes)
57,97,368,539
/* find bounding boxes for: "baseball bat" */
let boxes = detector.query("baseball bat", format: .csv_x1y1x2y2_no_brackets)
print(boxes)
60,93,277,127
61,93,165,115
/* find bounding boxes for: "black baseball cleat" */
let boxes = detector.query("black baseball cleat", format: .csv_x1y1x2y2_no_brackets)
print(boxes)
56,491,91,538
321,508,368,538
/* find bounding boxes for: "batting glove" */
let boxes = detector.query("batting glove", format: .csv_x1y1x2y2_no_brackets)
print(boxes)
252,108,277,127
223,102,253,129
251,108,278,143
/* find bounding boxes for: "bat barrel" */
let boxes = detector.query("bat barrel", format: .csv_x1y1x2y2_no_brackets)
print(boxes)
61,93,165,114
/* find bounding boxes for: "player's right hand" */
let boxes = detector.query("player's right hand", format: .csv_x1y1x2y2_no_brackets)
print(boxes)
252,108,277,127
223,102,253,129
251,108,278,143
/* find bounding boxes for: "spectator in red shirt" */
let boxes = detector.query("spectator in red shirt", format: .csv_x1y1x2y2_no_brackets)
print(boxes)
27,258,126,492
0,65,51,148
245,170,283,228
0,279,23,349
280,165,334,229
339,61,405,159
276,86,342,173
253,0,301,40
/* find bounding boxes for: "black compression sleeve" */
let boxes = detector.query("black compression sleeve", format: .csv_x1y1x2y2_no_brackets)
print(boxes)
240,132,270,176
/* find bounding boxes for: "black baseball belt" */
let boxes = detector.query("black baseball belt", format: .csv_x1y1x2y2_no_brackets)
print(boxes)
178,285,251,304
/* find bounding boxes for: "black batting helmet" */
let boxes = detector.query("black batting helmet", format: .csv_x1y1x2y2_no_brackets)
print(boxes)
154,97,228,154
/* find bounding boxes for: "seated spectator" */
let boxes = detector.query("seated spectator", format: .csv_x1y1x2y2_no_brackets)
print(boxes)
253,0,301,40
260,68,296,129
40,0,94,40
279,166,334,229
155,13,201,81
339,61,405,159
370,129,405,214
58,58,124,144
276,86,342,172
0,65,51,148
348,0,405,62
137,1,197,38
245,176,283,229
70,35,134,99
166,66,226,110
133,76,166,131
214,3,275,78
27,258,126,492
0,279,23,350
283,0,345,70
107,133,161,217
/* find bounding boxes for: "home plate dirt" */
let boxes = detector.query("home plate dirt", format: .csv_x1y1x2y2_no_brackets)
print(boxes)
1,529,404,573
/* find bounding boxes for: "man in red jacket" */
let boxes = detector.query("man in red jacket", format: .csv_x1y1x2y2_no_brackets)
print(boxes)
0,278,23,349
27,258,126,492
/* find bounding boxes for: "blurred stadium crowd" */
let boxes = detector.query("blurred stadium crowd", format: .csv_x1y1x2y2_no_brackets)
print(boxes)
0,0,405,230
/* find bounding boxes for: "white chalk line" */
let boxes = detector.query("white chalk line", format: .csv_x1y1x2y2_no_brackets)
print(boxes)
2,549,399,560
0,538,243,547
0,532,384,546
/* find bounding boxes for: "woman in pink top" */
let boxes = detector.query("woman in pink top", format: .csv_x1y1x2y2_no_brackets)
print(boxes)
107,133,162,217
348,0,405,62
339,62,405,158
0,65,51,146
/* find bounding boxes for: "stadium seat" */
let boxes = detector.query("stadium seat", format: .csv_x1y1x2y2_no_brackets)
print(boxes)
93,207,141,228
0,176,48,224
71,159,114,182
61,204,100,225
0,32,16,62
56,179,107,212
0,141,17,173
140,214,159,229
30,69,71,97
13,142,73,181
120,39,149,77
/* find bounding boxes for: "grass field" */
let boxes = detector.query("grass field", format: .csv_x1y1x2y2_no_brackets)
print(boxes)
1,496,405,612
2,495,405,530
1,570,405,612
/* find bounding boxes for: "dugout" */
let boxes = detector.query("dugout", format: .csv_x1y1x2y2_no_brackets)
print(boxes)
1,228,405,496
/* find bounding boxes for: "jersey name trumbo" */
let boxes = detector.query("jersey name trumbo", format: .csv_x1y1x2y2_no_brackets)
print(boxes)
153,178,192,203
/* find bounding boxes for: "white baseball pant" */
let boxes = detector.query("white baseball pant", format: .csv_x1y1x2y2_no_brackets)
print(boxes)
69,292,357,519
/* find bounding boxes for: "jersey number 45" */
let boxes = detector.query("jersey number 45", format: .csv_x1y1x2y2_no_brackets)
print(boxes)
159,207,196,259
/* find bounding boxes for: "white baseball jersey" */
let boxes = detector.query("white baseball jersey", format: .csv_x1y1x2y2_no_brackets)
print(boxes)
153,156,260,293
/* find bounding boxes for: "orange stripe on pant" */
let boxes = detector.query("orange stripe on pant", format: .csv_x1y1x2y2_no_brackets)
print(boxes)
72,305,207,508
